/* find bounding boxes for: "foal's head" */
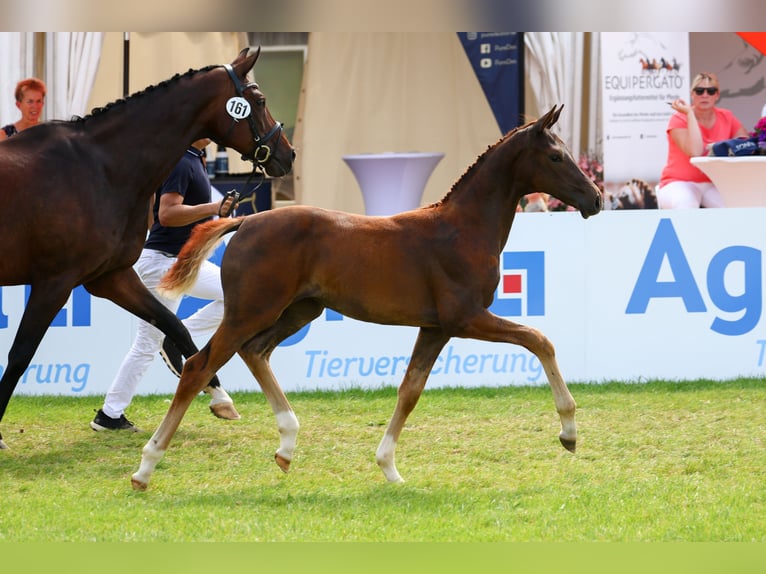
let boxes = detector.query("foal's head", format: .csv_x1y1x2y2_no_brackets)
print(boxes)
514,106,602,218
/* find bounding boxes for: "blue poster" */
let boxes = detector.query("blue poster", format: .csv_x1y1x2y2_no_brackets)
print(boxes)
458,32,524,134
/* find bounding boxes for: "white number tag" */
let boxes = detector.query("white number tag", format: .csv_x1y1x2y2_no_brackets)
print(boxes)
226,97,251,120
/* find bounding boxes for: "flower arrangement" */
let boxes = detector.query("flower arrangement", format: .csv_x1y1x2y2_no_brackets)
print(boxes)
750,116,766,144
578,151,604,192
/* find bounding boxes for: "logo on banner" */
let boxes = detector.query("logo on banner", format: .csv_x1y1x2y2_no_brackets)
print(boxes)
490,251,545,317
0,285,91,329
457,32,524,134
626,218,761,336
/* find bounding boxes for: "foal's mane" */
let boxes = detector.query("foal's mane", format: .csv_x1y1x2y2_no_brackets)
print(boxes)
72,64,219,124
426,119,531,208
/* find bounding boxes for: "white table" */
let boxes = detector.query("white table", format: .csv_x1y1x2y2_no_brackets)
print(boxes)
690,156,766,207
343,152,445,216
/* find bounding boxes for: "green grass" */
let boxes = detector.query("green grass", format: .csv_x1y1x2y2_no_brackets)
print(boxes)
1,379,765,542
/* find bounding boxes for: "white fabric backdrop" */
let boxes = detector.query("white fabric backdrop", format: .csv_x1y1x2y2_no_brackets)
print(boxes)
0,32,34,126
0,32,103,125
525,32,595,161
46,32,104,120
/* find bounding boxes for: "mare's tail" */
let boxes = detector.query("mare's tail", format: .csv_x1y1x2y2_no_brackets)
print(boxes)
158,216,245,298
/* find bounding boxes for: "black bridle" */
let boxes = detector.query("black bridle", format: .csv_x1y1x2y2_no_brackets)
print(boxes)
223,63,284,167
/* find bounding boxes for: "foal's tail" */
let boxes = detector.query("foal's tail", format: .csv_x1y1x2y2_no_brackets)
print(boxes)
158,216,246,298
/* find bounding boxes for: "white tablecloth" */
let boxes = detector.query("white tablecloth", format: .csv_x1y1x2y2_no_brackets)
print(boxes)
691,155,766,207
343,152,445,215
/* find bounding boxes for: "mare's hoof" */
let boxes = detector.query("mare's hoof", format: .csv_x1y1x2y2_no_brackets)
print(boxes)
275,453,291,473
130,476,148,491
0,438,7,450
209,402,241,420
559,436,576,453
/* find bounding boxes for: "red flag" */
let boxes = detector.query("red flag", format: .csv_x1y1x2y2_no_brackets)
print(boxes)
736,32,766,55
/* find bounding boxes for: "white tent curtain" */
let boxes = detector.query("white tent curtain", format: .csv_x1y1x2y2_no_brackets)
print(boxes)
0,32,103,126
46,32,104,120
525,32,589,160
587,33,603,158
0,32,36,127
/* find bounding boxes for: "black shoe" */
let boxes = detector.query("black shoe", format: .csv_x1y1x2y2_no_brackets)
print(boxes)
90,409,141,432
159,337,184,378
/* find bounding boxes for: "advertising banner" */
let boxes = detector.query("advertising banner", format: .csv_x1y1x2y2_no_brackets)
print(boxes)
457,32,525,134
601,32,689,192
3,209,766,397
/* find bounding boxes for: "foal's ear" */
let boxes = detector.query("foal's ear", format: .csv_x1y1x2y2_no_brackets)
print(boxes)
534,105,564,132
231,46,261,76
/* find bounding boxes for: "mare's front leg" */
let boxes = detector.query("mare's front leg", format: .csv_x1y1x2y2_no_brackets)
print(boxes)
376,327,449,483
460,310,577,452
0,280,75,448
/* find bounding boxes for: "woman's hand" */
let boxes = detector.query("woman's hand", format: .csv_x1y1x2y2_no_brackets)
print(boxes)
670,98,693,115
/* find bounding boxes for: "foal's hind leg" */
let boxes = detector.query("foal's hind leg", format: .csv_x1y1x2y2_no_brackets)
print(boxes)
376,327,449,483
236,299,325,473
238,347,299,472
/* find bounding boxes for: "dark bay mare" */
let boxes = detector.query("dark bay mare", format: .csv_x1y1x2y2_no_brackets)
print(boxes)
0,47,294,448
131,106,602,490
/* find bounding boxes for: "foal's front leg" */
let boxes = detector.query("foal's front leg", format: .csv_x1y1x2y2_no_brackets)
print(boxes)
376,328,449,483
461,311,577,452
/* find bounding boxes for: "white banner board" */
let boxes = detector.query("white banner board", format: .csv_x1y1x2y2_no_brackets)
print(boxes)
2,208,766,397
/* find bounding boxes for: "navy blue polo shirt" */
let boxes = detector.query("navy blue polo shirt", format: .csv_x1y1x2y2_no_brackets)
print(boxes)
144,147,212,256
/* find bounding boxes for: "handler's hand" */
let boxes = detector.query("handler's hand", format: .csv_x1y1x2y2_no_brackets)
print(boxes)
218,191,240,217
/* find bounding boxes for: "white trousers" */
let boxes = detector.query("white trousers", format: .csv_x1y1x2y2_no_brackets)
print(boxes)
101,248,224,418
657,180,723,209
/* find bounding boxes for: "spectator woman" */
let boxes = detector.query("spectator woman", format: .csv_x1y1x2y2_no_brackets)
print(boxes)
658,72,748,209
0,77,46,140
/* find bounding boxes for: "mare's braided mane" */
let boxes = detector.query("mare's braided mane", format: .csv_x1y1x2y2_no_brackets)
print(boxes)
72,64,218,124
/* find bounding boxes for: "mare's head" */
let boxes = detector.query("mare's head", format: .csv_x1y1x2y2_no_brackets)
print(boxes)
210,47,295,176
514,105,602,218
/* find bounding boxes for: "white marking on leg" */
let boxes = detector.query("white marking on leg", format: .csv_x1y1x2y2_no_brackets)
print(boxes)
275,410,299,462
131,439,165,489
543,363,577,446
206,385,234,406
376,432,404,483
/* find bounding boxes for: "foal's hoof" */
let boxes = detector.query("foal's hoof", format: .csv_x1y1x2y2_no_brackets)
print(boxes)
559,436,576,453
209,402,241,420
0,437,7,450
275,453,291,473
130,476,148,491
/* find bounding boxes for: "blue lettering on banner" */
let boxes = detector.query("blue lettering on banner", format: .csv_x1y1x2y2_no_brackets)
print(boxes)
0,362,90,392
0,292,5,329
626,218,762,336
0,284,92,329
304,345,544,383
